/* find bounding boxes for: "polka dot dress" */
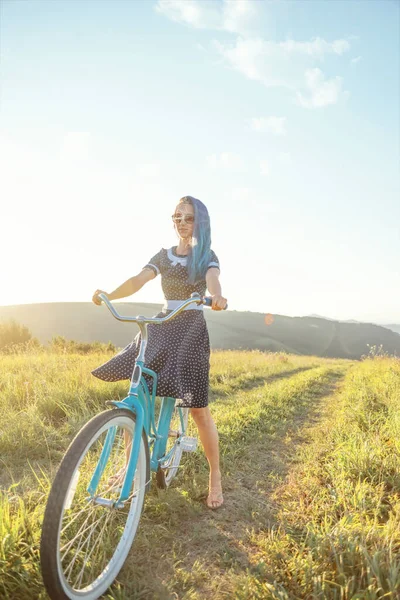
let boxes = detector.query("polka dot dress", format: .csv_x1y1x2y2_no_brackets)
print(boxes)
91,247,220,408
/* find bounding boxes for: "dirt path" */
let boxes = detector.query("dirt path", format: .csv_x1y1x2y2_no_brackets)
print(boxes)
109,365,351,600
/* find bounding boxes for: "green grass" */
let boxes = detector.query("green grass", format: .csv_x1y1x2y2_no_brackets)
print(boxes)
1,350,399,598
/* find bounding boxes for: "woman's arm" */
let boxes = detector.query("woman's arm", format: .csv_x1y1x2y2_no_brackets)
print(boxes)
206,268,227,310
92,269,155,305
108,269,155,300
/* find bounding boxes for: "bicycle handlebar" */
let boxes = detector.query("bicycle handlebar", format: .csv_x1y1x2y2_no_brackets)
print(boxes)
98,292,227,325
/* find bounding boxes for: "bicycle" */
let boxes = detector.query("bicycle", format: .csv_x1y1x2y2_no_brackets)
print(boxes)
40,292,226,600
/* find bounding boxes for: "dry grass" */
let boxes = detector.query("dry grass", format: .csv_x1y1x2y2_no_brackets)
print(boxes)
1,350,399,598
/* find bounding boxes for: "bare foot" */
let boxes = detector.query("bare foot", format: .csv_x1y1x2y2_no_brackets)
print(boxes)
206,487,224,509
206,472,224,509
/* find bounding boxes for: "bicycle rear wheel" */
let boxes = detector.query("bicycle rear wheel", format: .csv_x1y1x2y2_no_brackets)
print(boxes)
156,407,189,489
40,409,149,600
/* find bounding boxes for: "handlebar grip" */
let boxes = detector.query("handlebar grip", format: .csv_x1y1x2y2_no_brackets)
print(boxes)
203,296,228,310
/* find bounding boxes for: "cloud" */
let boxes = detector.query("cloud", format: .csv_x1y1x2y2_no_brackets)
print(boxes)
351,55,362,65
155,0,259,35
155,0,220,29
206,152,244,170
157,1,351,109
213,36,350,106
296,68,347,108
214,37,278,85
275,37,350,58
222,0,259,35
214,36,350,88
248,116,287,135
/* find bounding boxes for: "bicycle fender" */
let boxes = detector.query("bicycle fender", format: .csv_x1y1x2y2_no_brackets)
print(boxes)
107,400,134,411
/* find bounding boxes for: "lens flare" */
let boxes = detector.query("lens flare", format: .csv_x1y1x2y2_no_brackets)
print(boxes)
264,313,274,326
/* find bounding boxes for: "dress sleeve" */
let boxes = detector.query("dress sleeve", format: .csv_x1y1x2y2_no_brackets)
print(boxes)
207,249,220,271
143,249,163,277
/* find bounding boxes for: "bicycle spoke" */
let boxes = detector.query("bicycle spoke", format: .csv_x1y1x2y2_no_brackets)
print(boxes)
63,510,107,577
72,509,115,589
60,501,96,536
62,429,138,586
60,506,99,559
41,410,148,598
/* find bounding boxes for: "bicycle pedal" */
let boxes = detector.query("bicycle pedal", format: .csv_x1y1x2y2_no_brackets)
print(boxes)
179,436,198,452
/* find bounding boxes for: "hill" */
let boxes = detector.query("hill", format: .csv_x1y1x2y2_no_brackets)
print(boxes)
1,302,400,359
385,323,400,335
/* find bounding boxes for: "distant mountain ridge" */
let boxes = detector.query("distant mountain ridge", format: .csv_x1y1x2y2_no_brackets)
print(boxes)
1,302,399,360
308,314,400,334
385,324,400,335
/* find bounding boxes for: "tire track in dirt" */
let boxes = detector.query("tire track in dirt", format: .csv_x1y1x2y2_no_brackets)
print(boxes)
112,364,353,600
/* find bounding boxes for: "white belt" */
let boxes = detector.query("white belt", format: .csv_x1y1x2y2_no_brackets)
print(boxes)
163,299,204,312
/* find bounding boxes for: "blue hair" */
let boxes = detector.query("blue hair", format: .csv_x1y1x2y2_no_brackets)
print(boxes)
178,196,211,284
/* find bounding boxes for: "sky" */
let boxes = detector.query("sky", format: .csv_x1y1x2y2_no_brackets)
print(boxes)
1,0,399,323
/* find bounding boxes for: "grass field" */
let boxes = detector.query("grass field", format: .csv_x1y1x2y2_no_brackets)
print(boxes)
1,350,399,599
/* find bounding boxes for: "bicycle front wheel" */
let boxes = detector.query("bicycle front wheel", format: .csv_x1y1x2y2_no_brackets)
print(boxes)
40,409,149,600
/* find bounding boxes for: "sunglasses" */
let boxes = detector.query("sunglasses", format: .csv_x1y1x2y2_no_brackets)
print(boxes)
171,214,195,224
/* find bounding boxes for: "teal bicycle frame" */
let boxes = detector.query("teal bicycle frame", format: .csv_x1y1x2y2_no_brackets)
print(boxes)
88,292,206,507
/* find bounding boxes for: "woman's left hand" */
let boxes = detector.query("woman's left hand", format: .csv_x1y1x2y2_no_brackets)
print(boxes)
211,294,228,310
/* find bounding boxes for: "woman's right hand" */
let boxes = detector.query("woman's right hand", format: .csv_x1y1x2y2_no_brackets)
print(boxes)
92,289,108,306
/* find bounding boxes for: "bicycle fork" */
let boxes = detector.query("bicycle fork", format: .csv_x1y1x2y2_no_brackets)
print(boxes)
87,395,145,508
88,339,150,508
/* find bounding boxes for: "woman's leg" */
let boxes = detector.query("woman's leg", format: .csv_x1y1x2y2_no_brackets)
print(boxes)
190,407,223,508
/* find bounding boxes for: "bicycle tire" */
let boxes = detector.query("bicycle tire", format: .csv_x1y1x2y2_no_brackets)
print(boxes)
40,408,150,600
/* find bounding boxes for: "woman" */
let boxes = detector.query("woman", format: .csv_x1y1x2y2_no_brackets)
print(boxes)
92,196,227,509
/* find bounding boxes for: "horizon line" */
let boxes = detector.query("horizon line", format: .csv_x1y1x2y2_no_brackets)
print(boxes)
0,301,398,326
